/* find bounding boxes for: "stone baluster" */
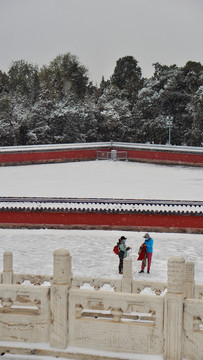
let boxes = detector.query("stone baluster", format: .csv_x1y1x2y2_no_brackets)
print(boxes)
122,257,132,293
164,256,185,360
50,249,72,349
185,261,195,299
75,304,83,319
111,308,123,322
3,251,13,284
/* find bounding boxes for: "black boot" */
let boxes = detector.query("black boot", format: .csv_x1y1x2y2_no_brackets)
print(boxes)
139,270,144,273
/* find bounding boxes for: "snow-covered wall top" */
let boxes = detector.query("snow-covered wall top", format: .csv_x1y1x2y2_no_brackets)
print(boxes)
0,142,202,166
0,141,202,153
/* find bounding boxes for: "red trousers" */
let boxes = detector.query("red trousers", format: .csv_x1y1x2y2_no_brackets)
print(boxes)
141,252,152,271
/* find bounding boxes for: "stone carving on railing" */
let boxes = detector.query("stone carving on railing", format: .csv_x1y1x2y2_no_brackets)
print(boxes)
0,283,50,343
68,288,164,354
184,298,203,359
13,274,53,286
132,280,167,295
72,276,122,292
0,249,203,359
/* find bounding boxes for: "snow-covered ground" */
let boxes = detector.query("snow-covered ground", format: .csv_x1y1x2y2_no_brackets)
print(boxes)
1,228,203,285
0,160,202,281
0,160,202,200
0,160,202,360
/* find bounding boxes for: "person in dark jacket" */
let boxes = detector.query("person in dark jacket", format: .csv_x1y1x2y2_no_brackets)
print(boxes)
139,233,154,273
118,236,131,274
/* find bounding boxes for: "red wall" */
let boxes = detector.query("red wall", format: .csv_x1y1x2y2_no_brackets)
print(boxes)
0,148,106,164
0,210,202,233
0,144,202,232
127,149,203,165
0,144,203,166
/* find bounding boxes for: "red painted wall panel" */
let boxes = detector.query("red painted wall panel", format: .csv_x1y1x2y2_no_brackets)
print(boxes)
0,211,202,231
127,149,203,164
0,147,202,165
0,144,202,231
0,149,104,164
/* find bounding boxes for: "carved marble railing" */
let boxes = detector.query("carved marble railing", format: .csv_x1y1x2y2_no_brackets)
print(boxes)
0,251,199,299
68,288,164,355
12,274,53,286
132,280,167,295
184,298,203,359
72,276,122,292
71,257,199,299
0,252,53,286
72,276,168,296
0,249,203,360
0,284,50,342
0,272,52,286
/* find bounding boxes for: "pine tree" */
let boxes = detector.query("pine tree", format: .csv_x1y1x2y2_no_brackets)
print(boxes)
111,56,143,104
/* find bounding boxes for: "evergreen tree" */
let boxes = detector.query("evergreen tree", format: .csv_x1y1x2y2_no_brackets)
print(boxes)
8,60,40,103
96,84,132,141
136,61,203,145
184,86,203,146
0,95,15,145
0,52,202,147
0,70,9,95
110,56,143,104
41,53,89,100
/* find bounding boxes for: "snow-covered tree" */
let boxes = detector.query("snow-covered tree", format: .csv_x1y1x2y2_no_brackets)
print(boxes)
0,53,202,146
40,53,89,100
0,70,9,95
110,56,143,104
8,60,40,103
96,85,133,141
136,61,203,145
0,95,14,145
184,86,203,146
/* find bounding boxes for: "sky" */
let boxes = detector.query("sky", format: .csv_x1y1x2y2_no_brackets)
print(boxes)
0,0,203,85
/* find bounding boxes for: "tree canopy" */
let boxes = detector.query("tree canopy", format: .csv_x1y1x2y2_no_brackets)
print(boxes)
0,53,202,147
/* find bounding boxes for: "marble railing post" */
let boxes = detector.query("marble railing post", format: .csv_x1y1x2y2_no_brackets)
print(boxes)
185,261,195,299
2,251,13,284
164,256,185,360
122,257,132,293
50,249,72,349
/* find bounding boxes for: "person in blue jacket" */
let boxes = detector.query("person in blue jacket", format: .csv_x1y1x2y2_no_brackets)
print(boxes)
139,233,153,274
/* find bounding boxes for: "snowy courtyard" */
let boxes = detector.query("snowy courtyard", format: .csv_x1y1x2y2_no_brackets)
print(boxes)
0,159,202,360
0,160,202,284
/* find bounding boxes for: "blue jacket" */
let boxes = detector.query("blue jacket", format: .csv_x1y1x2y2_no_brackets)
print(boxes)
145,237,153,253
